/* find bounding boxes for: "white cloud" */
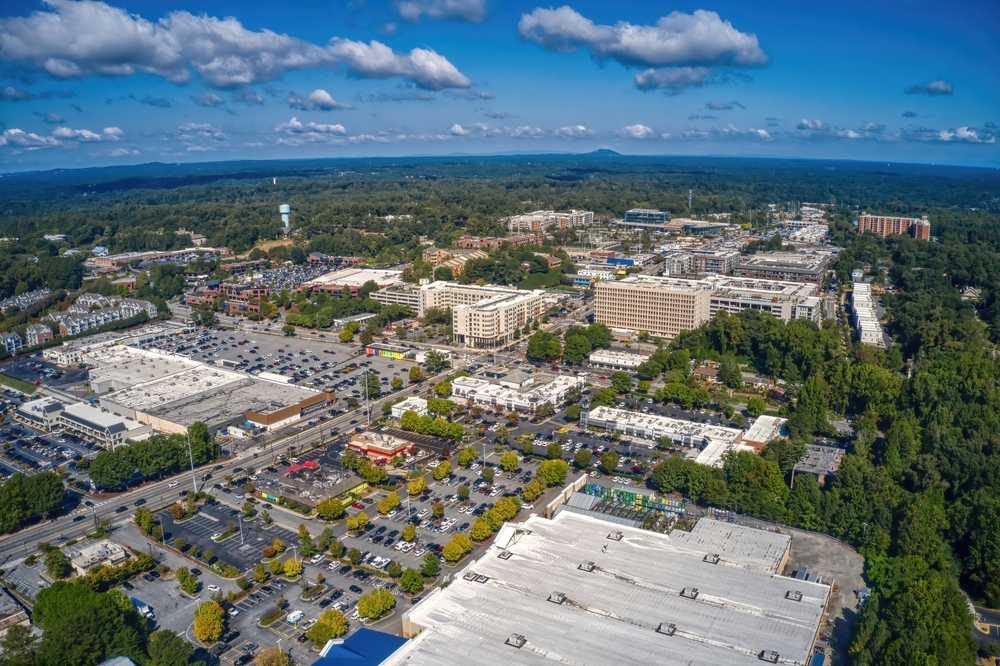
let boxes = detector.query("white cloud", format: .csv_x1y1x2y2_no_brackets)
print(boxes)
106,147,139,156
276,117,347,134
518,7,767,68
0,0,472,90
450,123,470,135
449,122,499,137
34,111,64,123
176,122,228,149
233,87,263,105
274,116,348,145
191,92,224,107
905,79,953,96
398,0,487,23
795,119,870,140
0,124,123,150
633,66,712,93
507,125,544,138
554,124,596,138
683,123,770,140
706,100,745,110
287,89,354,111
0,86,35,102
619,124,655,139
902,125,995,144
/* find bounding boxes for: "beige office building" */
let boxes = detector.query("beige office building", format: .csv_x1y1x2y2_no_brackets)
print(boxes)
595,276,712,339
452,289,546,349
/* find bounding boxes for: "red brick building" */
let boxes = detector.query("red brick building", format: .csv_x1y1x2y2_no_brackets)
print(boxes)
858,213,930,240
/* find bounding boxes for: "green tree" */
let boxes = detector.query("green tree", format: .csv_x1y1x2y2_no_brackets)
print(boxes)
562,334,592,364
432,460,452,481
599,451,620,474
147,630,194,666
481,466,495,483
424,349,447,372
348,548,363,565
546,442,562,459
408,477,428,496
573,449,592,469
535,402,555,418
391,376,404,390
43,549,71,579
283,558,302,578
718,356,742,389
522,480,542,502
420,553,441,577
470,520,494,542
409,366,424,382
526,330,562,361
399,568,424,595
253,564,269,584
457,484,471,500
402,523,417,543
433,379,452,397
536,459,569,487
432,501,445,519
610,372,632,395
457,446,477,467
386,560,403,578
565,404,581,421
746,396,767,417
316,497,345,521
494,424,509,443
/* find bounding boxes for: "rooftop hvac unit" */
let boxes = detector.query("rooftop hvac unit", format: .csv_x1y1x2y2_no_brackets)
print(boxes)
548,592,566,604
680,587,699,599
785,590,803,602
505,634,527,649
607,531,623,541
463,572,478,581
656,623,677,636
497,550,512,560
759,650,779,663
578,561,596,572
703,553,720,564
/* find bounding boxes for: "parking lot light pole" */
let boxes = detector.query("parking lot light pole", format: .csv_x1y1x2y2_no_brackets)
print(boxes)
238,515,244,545
186,434,199,495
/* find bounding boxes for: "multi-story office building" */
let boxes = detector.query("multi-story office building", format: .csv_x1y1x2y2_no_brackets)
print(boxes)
703,276,822,323
624,208,668,224
452,289,546,349
734,251,833,284
858,213,930,240
688,249,740,275
595,276,712,339
371,284,423,313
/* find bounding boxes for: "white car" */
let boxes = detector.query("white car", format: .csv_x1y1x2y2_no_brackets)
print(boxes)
211,533,222,540
168,481,179,488
207,584,221,593
310,554,325,564
386,510,397,518
228,607,240,617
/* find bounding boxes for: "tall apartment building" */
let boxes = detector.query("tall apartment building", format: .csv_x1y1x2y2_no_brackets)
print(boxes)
505,210,593,232
858,213,930,240
452,289,546,349
734,251,833,284
595,276,712,339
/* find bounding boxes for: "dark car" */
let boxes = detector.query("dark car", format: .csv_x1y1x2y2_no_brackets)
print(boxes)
233,655,252,666
318,598,332,608
261,503,272,509
330,589,343,600
72,515,86,522
260,586,272,594
339,565,352,575
296,634,309,644
115,506,128,513
349,585,364,594
190,568,202,576
410,596,423,604
242,643,258,653
121,581,134,591
142,574,155,583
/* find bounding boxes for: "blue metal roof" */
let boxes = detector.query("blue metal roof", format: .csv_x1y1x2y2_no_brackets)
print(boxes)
314,629,408,666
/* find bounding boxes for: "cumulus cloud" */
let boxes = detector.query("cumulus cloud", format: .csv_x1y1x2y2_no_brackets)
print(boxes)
276,117,347,135
448,122,500,136
633,66,712,94
354,91,434,103
618,124,655,139
444,89,495,100
141,95,172,107
191,91,225,107
765,116,778,127
706,100,745,110
176,122,228,150
901,125,995,144
901,111,918,118
689,113,716,120
795,119,877,140
106,147,139,156
233,87,263,105
287,89,354,111
905,79,953,96
507,125,544,138
0,85,35,101
519,7,767,67
0,124,123,149
0,0,471,90
33,111,64,124
398,0,487,23
450,123,469,136
554,125,596,138
683,123,770,140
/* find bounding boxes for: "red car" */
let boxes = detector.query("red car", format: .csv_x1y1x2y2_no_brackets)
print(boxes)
599,375,607,380
351,502,365,510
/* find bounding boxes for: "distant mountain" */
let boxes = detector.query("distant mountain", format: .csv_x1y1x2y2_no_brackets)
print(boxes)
584,149,622,157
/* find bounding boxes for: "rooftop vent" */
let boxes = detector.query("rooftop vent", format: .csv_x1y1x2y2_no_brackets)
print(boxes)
680,587,699,599
548,592,566,604
759,650,779,663
462,572,478,582
785,590,803,602
475,575,490,584
505,634,527,649
498,550,512,560
578,561,596,572
656,623,677,636
607,531,623,541
703,553,720,564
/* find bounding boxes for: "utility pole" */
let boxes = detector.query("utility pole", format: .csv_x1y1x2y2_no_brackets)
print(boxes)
187,433,199,494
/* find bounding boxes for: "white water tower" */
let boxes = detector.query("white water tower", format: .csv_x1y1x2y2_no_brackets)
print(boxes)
279,204,291,228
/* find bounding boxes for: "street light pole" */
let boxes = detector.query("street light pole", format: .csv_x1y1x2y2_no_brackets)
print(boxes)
238,515,244,545
186,433,199,494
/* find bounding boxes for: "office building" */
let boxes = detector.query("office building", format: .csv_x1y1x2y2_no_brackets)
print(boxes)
371,284,423,313
391,396,428,419
595,276,712,339
451,375,584,413
453,289,547,349
68,539,129,576
703,276,823,323
858,213,930,240
588,350,649,371
734,251,833,284
688,249,740,275
15,396,66,430
625,208,668,224
389,511,829,666
741,415,789,452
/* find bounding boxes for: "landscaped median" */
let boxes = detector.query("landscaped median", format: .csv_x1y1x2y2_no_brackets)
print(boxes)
258,608,287,627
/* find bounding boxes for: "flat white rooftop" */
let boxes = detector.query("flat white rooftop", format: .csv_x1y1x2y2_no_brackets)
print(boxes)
300,268,402,288
743,415,789,446
390,512,828,666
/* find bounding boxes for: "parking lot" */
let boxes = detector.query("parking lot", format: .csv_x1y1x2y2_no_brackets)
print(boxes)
159,501,300,574
1,413,104,480
1,356,89,389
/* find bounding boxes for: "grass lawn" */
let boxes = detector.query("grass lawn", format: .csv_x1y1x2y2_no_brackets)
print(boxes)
0,374,36,394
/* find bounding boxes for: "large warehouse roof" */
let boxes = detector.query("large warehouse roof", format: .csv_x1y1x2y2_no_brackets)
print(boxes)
389,512,828,666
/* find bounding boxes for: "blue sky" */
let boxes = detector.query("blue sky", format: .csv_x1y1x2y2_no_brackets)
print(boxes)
0,0,997,171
